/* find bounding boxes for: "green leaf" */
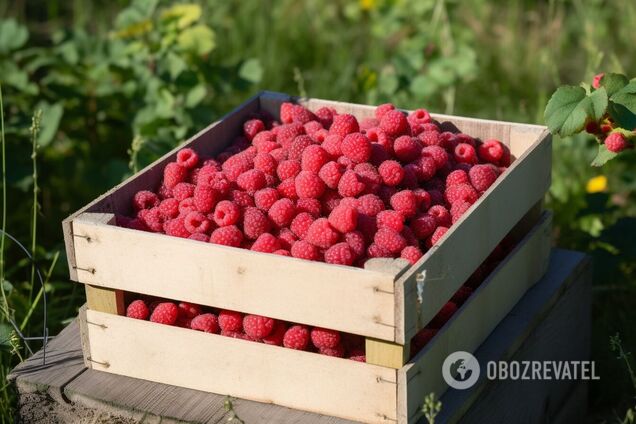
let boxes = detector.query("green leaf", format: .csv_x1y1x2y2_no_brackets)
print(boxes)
161,4,202,29
165,52,187,80
0,322,15,351
544,86,592,136
588,87,608,121
591,144,618,167
177,25,215,56
185,85,206,108
0,19,28,54
610,81,636,116
600,73,628,97
238,58,263,83
608,102,636,130
37,102,64,147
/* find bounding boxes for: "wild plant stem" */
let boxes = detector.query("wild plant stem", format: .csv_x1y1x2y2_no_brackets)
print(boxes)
20,251,58,331
28,110,41,307
0,83,9,319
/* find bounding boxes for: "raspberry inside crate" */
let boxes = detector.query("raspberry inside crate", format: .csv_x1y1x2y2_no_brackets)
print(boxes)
64,92,552,424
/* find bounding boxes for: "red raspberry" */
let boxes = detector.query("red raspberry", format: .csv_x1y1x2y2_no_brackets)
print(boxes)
289,135,315,161
328,204,358,233
446,169,469,186
189,233,209,242
191,313,219,333
193,185,219,213
158,198,179,219
454,143,478,164
296,198,321,216
133,190,160,211
329,114,359,137
427,205,452,227
418,130,440,147
320,345,345,357
315,106,336,128
277,159,301,180
237,169,266,194
451,285,474,305
445,183,478,205
262,321,287,346
179,302,203,320
374,228,407,254
430,301,458,328
176,148,199,169
270,147,287,162
377,210,404,232
268,198,296,227
311,327,341,349
341,132,372,163
357,214,378,242
291,239,320,261
318,161,344,189
366,127,392,152
592,72,605,89
218,310,244,332
324,242,355,265
253,129,276,147
283,325,310,350
251,233,282,253
469,164,499,192
421,145,448,169
337,156,355,169
126,300,149,320
290,212,315,238
305,218,340,248
411,214,437,239
393,136,421,162
348,349,366,362
380,109,409,136
400,246,423,265
178,197,197,215
402,164,419,189
276,123,305,148
164,216,190,238
242,207,271,240
390,190,418,218
427,226,449,247
337,170,365,197
295,171,326,199
410,328,437,356
172,182,195,202
253,187,279,211
304,120,324,138
210,225,243,247
360,117,379,131
605,132,629,153
222,153,254,182
322,134,343,158
280,102,295,124
163,162,188,189
277,228,298,250
184,211,212,234
415,156,437,181
378,160,404,186
301,145,330,172
375,103,396,120
230,190,255,208
198,170,230,196
253,153,277,175
344,231,366,258
478,139,504,163
367,242,391,258
138,207,164,232
451,201,472,223
357,194,385,217
243,119,265,141
277,178,298,200
457,133,475,147
413,189,432,211
150,302,178,325
213,200,241,226
291,105,316,124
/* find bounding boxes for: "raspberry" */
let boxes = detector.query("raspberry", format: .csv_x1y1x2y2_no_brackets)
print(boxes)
268,198,296,227
446,169,469,186
158,198,179,219
415,156,437,181
451,201,472,223
291,104,316,124
375,103,396,120
178,302,201,319
407,108,431,126
374,228,407,254
296,198,321,216
163,163,188,189
270,148,287,162
605,132,629,153
400,246,423,265
429,301,458,328
418,130,440,147
280,102,295,123
457,133,476,147
341,132,372,163
329,114,359,137
184,211,212,234
200,171,230,196
427,226,449,247
290,212,315,238
411,214,437,239
277,178,298,200
360,117,379,131
254,187,279,212
178,197,197,215
390,190,418,218
378,160,404,186
262,321,287,346
454,143,478,164
164,216,190,238
319,345,346,357
301,145,330,172
251,233,281,253
357,214,378,243
172,182,195,202
150,302,178,325
322,134,343,158
243,315,276,339
126,300,149,320
377,210,404,232
357,194,385,217
478,139,504,163
176,148,199,169
138,207,164,232
402,164,419,189
393,136,421,162
277,228,298,250
289,135,315,161
243,119,265,141
421,145,448,169
237,169,267,194
324,242,355,265
413,189,431,211
222,153,254,182
367,242,391,258
451,285,474,305
277,159,301,181
210,225,243,247
304,120,324,138
410,328,437,356
213,200,241,226
337,170,365,197
242,207,271,239
445,183,479,205
348,349,366,362
328,204,358,233
230,190,255,208
276,124,305,148
469,164,499,192
191,313,219,333
427,205,452,227
283,325,310,350
337,156,355,169
253,130,276,147
305,218,340,248
380,109,409,136
366,127,392,152
253,153,277,176
344,231,366,258
295,171,326,199
193,185,219,213
133,191,160,211
315,107,336,128
311,327,341,349
189,233,209,242
218,310,244,332
291,239,320,261
316,161,342,190
592,72,605,89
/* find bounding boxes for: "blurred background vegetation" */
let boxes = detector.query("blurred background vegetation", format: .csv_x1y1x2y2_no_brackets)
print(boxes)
0,0,634,421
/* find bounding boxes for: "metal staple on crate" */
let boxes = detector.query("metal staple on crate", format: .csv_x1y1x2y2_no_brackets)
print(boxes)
86,320,108,329
74,234,92,242
86,357,110,368
73,265,96,274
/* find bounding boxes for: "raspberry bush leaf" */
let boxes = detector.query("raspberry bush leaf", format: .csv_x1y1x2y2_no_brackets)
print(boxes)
610,81,636,116
544,85,593,137
600,73,629,97
608,102,636,131
591,144,618,167
589,87,608,121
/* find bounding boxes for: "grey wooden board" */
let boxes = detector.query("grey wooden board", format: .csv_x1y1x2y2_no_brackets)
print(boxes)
9,249,590,424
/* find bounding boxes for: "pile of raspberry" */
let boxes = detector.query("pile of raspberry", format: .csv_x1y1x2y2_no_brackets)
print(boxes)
126,299,366,361
119,102,510,267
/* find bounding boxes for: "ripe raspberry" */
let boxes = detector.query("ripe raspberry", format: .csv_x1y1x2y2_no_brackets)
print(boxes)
190,313,219,333
243,315,276,339
222,152,254,182
366,127,392,152
199,171,230,196
253,129,276,146
367,242,391,258
252,186,280,210
276,123,305,148
218,310,244,332
400,246,423,265
374,228,407,255
414,156,437,181
380,109,409,136
341,133,372,163
164,216,190,238
378,160,404,186
280,102,295,123
328,204,358,233
230,190,255,208
158,198,179,219
329,114,359,137
375,103,396,120
290,104,316,124
324,242,355,265
163,163,188,189
213,200,241,226
318,161,344,190
454,143,478,165
469,164,499,192
184,211,212,234
262,321,287,346
178,302,202,319
178,197,197,215
413,188,432,211
315,106,336,128
289,135,315,161
402,164,419,189
296,198,321,216
427,205,451,227
133,191,160,212
356,195,384,218
411,214,436,239
172,182,195,202
360,117,379,131
393,136,421,162
451,201,472,223
251,233,282,253
421,145,448,169
348,349,366,362
253,153,277,176
445,183,479,205
126,300,149,320
427,226,449,247
138,207,164,232
305,218,340,248
295,171,326,199
193,185,219,213
410,328,437,356
277,159,302,180
242,207,271,240
457,133,476,147
446,169,469,187
592,72,605,89
344,231,366,258
430,301,458,328
451,285,474,305
283,325,310,350
478,139,504,163
377,210,404,232
270,147,287,162
304,120,324,138
418,130,440,147
322,134,343,158
605,132,629,153
150,302,178,325
243,119,265,141
268,198,296,227
291,212,315,238
210,225,243,247
310,327,341,349
189,233,209,242
277,228,298,250
357,213,378,243
337,170,365,197
390,190,418,218
291,239,320,260
319,344,346,357
237,169,267,194
176,148,199,169
301,144,330,173
337,156,355,169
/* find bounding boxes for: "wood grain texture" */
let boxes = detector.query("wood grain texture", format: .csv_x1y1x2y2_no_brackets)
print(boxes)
365,338,409,369
83,308,398,423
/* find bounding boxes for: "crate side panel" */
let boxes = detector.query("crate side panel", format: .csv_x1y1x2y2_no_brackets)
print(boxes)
84,309,398,423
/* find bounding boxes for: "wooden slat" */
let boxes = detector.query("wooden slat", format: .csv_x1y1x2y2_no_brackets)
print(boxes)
365,338,410,370
398,212,552,423
83,308,398,424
